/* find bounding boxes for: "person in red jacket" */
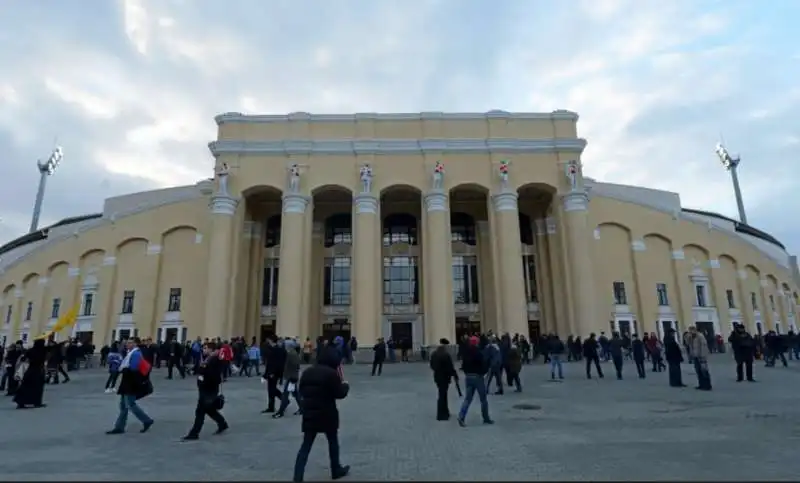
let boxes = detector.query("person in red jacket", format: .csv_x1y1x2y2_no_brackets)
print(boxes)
218,342,233,382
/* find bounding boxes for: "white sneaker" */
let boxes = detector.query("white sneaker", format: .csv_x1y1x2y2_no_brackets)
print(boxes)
105,388,114,393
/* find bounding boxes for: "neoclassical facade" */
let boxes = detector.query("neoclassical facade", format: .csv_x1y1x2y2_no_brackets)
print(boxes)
1,110,799,349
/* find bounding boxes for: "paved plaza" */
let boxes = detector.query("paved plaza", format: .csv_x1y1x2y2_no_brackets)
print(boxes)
2,355,800,481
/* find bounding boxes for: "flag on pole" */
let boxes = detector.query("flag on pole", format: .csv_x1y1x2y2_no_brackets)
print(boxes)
35,304,79,340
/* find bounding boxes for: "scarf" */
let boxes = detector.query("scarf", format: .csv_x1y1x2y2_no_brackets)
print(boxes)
119,347,139,370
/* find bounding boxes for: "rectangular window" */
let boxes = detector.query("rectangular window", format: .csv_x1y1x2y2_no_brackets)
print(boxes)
612,281,627,305
383,256,419,305
522,255,538,303
51,298,61,319
262,259,279,306
656,283,669,306
769,294,775,311
121,290,135,314
168,288,182,312
726,289,735,309
451,256,479,304
751,292,758,311
695,284,706,307
323,257,351,305
82,293,94,317
5,305,11,324
25,301,33,321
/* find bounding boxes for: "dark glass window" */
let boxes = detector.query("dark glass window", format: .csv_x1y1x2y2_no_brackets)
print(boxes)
265,215,281,248
452,256,479,303
382,213,418,246
51,298,61,319
324,257,351,305
656,283,669,306
82,293,94,316
522,255,537,302
519,213,534,245
262,259,279,306
168,288,182,312
25,302,33,321
324,214,352,247
450,212,476,245
122,290,135,314
726,289,735,309
613,281,627,305
383,256,419,304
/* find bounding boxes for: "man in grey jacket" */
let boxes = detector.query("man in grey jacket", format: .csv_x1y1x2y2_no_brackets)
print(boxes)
274,339,303,418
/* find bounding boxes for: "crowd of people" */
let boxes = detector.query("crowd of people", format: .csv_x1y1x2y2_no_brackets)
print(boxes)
1,324,798,481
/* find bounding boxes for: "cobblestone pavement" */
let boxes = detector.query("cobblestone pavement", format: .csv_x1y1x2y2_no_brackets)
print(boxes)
2,355,800,481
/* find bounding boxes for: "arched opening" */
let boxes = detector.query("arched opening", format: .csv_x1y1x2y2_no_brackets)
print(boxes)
324,214,352,247
516,184,554,342
450,212,476,245
382,213,418,246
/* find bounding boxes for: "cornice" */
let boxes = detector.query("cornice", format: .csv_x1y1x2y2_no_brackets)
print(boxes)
214,110,579,125
209,138,587,157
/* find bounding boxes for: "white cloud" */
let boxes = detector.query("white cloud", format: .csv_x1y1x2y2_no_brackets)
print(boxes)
0,0,798,256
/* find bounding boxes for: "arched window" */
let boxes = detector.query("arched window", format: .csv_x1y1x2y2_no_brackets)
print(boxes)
519,213,534,245
450,212,476,245
265,215,281,248
382,213,417,246
324,214,352,247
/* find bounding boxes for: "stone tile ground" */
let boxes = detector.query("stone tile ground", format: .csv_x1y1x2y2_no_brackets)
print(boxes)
2,355,800,481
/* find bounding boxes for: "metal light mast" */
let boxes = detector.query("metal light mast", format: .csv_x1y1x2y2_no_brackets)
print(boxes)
29,146,64,233
714,142,747,225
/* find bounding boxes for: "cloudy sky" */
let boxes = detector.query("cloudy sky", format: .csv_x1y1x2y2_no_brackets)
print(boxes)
1,0,798,253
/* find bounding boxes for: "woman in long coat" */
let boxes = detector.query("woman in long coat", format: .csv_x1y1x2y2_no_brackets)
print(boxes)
14,339,48,409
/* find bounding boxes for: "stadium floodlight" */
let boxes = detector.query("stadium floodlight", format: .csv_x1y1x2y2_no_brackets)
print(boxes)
714,141,747,224
29,146,64,233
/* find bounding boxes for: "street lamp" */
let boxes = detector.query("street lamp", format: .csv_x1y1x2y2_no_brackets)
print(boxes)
714,142,747,225
29,146,64,233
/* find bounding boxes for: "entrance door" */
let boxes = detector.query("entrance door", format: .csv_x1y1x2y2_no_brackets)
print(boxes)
323,319,351,343
117,329,131,342
617,320,632,338
527,320,541,341
455,317,480,342
695,321,715,343
390,321,413,348
165,328,178,342
75,331,94,345
260,321,276,342
659,320,674,340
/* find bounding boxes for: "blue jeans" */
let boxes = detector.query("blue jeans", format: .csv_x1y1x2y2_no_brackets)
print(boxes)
114,394,153,430
550,354,564,378
458,374,491,423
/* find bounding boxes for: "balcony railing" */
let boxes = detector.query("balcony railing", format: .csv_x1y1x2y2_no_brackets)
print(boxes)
261,306,276,317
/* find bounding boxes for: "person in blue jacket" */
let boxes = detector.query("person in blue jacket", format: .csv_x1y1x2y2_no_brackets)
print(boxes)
106,338,154,435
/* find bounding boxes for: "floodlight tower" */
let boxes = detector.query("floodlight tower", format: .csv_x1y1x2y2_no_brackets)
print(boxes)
29,146,64,233
714,142,748,225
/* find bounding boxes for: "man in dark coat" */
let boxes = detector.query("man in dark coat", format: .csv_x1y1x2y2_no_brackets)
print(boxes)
293,347,350,482
583,333,604,379
262,337,286,413
663,329,685,387
371,338,386,376
429,338,458,420
728,323,756,382
609,332,625,380
182,342,228,440
631,334,646,378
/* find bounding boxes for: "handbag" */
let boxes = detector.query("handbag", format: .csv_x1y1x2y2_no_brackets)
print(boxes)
136,377,154,400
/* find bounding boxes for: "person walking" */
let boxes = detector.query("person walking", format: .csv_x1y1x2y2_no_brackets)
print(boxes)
292,347,350,482
274,340,302,418
104,343,123,393
687,326,712,391
429,338,459,421
371,338,386,376
457,336,493,427
106,338,154,435
181,342,228,440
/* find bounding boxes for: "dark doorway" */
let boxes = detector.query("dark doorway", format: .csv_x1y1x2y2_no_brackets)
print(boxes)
260,321,276,342
117,329,131,342
75,331,94,345
323,319,351,343
527,320,541,341
618,320,632,338
455,317,481,342
756,322,763,335
391,321,413,347
660,320,673,340
695,321,715,342
165,328,178,342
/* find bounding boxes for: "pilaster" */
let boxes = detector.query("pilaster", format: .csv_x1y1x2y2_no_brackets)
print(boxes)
94,255,118,344
202,194,239,339
276,193,311,338
308,222,325,340
490,189,528,337
10,288,23,341
352,193,380,344
423,189,454,344
476,221,499,335
139,242,163,339
533,219,554,334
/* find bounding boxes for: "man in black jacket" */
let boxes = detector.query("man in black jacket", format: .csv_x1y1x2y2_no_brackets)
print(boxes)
457,336,493,427
728,323,756,382
429,338,458,421
609,332,625,380
167,337,186,380
293,347,350,482
583,333,604,379
182,342,228,440
371,338,386,376
262,337,286,413
631,334,646,378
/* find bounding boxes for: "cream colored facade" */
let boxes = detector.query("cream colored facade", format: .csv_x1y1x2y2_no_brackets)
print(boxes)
2,110,799,349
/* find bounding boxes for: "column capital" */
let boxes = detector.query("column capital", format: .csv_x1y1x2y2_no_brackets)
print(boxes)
210,194,239,216
354,193,379,214
282,193,310,214
424,189,448,212
491,190,518,212
562,191,589,212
